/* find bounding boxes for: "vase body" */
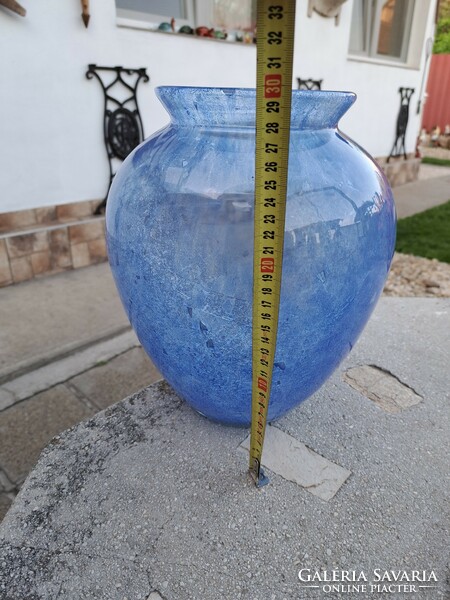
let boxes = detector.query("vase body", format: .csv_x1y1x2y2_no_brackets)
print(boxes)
106,87,396,425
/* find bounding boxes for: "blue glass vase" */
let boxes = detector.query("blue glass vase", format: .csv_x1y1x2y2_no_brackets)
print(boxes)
106,87,396,425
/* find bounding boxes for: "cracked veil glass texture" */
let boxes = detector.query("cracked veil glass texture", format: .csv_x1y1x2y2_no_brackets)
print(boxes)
106,87,396,425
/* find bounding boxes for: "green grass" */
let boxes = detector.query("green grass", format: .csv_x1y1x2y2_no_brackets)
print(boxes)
396,200,450,263
421,156,450,167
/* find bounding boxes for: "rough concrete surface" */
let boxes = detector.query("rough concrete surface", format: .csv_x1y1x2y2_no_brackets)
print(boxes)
0,297,449,600
0,263,129,381
0,344,161,525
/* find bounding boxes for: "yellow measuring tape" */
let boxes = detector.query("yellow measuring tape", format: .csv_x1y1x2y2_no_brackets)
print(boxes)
249,0,296,487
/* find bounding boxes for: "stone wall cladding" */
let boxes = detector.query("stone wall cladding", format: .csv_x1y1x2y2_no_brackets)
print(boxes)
377,155,421,188
0,200,107,287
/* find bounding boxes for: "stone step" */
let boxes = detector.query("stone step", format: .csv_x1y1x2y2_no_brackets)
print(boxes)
0,199,102,234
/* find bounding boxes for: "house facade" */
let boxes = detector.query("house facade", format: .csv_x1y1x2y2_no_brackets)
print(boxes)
0,0,438,285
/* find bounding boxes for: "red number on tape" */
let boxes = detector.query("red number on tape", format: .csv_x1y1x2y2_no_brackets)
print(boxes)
258,377,268,392
264,74,281,98
261,257,275,273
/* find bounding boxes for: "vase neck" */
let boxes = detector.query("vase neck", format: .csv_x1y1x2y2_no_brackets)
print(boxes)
156,87,356,130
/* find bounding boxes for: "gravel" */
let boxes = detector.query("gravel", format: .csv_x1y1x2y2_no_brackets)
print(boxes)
384,252,450,298
392,149,450,298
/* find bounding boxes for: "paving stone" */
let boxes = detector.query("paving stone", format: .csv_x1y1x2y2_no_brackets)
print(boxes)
393,173,450,218
0,493,14,522
343,364,423,413
0,469,15,493
0,388,16,412
69,347,161,410
1,330,139,404
0,262,130,380
240,425,351,501
0,384,94,483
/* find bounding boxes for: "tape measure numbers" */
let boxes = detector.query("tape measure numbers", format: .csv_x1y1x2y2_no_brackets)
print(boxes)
249,0,296,487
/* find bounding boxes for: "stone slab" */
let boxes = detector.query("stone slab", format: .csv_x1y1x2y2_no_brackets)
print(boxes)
240,426,351,500
0,262,129,381
69,346,162,411
343,364,423,413
0,298,449,599
0,330,139,408
0,384,94,484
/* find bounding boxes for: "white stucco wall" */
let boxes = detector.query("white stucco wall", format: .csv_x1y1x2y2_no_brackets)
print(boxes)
0,0,436,213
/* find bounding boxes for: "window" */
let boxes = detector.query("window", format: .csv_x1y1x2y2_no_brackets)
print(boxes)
349,0,415,62
115,0,256,39
196,0,256,32
116,0,195,28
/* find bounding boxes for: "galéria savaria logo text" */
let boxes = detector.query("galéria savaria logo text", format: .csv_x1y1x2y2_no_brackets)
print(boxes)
298,569,438,594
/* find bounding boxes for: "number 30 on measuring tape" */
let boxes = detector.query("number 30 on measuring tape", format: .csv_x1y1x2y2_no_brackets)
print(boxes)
249,0,296,487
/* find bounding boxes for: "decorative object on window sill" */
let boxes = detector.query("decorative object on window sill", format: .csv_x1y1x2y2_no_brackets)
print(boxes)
213,30,227,40
195,25,214,37
150,21,255,44
0,0,26,17
86,64,149,215
297,77,323,90
106,86,396,425
203,27,229,41
226,30,255,43
158,17,175,32
81,0,90,28
387,87,414,163
308,0,348,25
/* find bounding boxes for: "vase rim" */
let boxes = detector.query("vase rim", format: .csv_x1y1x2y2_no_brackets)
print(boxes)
156,85,355,96
155,86,356,130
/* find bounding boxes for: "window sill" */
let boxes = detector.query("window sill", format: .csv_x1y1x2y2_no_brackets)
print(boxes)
116,17,256,47
347,54,419,70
